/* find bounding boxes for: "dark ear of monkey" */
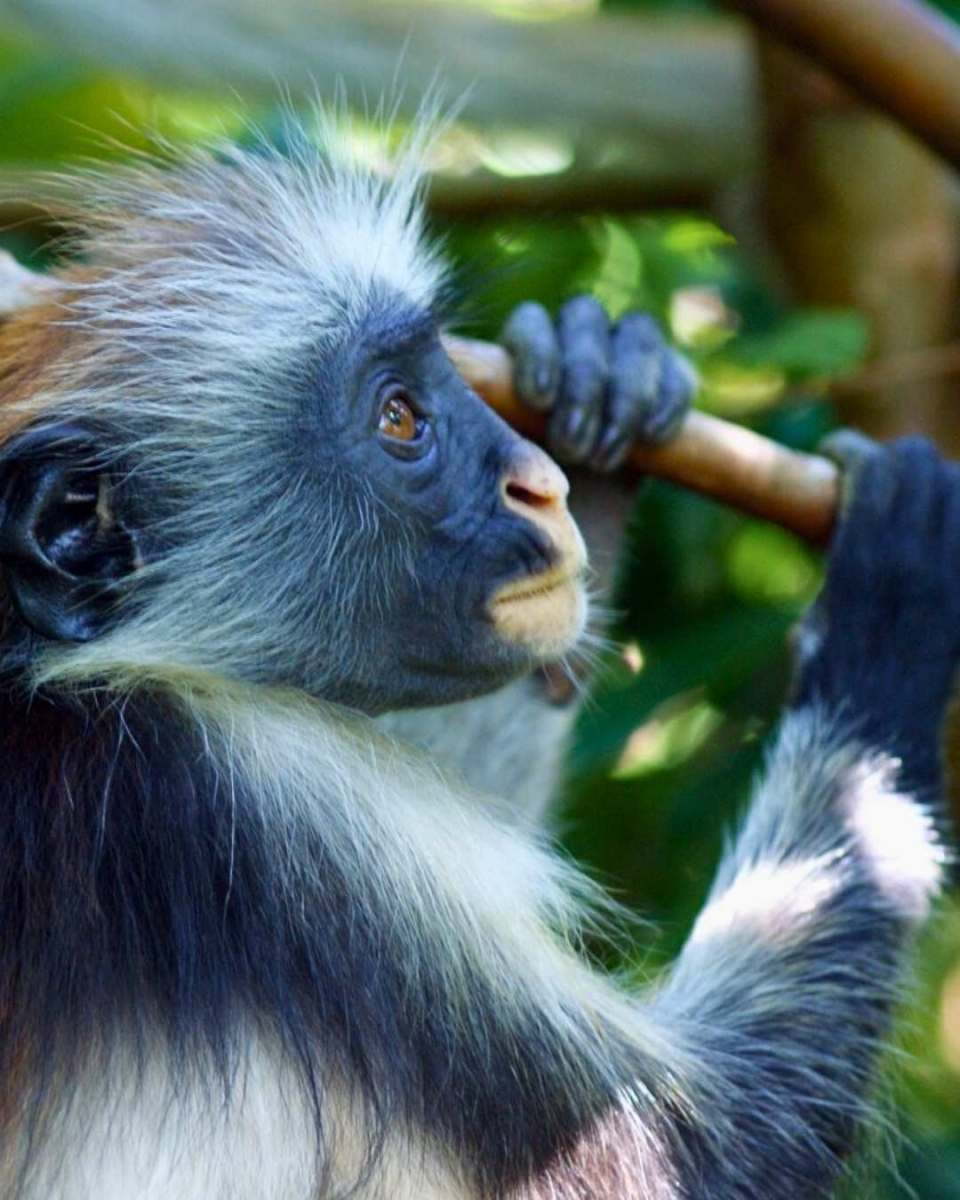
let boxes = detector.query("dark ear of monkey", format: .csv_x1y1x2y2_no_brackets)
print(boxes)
0,423,140,642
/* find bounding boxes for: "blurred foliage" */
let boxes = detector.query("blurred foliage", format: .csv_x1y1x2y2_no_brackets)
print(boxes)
605,0,713,10
0,4,958,1195
608,0,960,22
911,0,960,21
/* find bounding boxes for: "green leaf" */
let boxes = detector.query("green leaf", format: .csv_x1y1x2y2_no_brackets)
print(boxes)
735,309,870,377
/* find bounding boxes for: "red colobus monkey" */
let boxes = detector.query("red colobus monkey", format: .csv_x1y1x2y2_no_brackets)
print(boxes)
0,119,950,1199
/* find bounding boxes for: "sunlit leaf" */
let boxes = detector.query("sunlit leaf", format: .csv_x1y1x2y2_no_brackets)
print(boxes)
725,525,821,605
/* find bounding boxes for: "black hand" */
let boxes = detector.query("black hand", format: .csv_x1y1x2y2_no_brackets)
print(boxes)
501,297,696,472
794,435,960,797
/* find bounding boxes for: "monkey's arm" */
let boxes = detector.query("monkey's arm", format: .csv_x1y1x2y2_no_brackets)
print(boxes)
629,437,951,1193
441,438,945,1196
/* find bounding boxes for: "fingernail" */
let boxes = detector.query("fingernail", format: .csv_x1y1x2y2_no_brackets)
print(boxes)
594,430,629,472
563,408,586,448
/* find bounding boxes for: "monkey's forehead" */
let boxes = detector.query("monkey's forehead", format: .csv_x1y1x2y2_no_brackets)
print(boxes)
57,140,448,342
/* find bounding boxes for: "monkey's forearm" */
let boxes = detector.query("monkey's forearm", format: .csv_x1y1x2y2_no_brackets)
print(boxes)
635,441,957,1194
376,452,946,1194
644,704,939,1196
353,457,947,1195
378,695,937,1197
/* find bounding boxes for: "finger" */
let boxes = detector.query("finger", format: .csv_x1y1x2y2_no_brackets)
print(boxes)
818,428,881,474
549,295,610,464
590,317,693,471
588,426,633,474
818,429,889,524
825,436,909,582
595,313,661,468
638,349,696,444
888,437,943,527
500,301,560,412
888,438,947,575
870,439,951,618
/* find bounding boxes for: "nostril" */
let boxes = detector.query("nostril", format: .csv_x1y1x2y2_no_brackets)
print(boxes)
505,481,555,511
502,441,570,514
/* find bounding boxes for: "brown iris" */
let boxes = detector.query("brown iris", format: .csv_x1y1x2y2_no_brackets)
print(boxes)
378,394,419,441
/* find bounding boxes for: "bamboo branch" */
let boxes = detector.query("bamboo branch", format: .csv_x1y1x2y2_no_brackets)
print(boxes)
443,335,841,546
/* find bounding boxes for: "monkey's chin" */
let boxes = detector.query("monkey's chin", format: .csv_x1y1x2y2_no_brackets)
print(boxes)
488,570,587,661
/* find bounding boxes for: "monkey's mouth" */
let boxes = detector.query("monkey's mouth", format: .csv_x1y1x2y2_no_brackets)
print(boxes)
488,567,587,657
493,573,572,606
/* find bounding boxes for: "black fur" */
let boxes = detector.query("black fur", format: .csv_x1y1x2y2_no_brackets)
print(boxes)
660,843,911,1199
0,675,666,1195
793,437,960,798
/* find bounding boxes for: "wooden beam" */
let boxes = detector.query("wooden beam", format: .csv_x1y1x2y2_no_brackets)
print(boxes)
2,3,756,209
755,34,960,452
727,0,960,171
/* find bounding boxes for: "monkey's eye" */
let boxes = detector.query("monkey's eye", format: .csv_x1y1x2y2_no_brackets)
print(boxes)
378,390,421,442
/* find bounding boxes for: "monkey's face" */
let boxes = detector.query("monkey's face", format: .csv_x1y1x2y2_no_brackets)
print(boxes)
292,300,589,710
0,138,595,711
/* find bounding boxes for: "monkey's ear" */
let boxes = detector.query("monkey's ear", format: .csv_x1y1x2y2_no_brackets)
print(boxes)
0,423,140,642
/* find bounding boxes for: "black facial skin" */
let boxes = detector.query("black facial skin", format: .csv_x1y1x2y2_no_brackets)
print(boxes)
286,291,693,711
301,301,564,709
0,290,692,714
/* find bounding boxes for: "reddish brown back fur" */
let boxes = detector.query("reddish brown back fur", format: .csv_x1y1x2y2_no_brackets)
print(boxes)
0,268,99,444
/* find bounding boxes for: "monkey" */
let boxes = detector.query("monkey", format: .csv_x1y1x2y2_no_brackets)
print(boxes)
0,117,949,1200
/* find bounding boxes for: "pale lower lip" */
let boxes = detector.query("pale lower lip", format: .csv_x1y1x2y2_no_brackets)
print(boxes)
491,570,585,609
488,570,587,654
492,578,570,607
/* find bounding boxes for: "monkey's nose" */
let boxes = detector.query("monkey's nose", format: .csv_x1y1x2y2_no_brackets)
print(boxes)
501,440,570,516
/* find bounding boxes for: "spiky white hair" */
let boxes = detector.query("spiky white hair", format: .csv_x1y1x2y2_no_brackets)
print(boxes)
60,104,448,335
